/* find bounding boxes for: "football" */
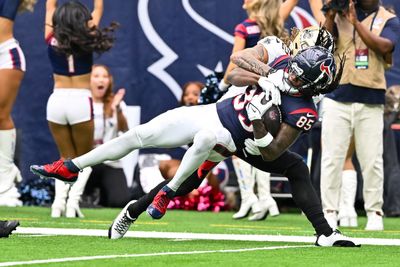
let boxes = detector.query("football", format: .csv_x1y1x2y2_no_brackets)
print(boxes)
261,105,282,137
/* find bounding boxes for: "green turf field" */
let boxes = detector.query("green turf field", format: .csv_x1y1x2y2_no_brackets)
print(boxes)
1,206,400,266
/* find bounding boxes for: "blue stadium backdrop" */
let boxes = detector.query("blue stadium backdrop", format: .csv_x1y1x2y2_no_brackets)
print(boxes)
13,0,400,181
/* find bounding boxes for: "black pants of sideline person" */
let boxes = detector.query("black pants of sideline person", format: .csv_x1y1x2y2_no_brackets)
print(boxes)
84,163,132,208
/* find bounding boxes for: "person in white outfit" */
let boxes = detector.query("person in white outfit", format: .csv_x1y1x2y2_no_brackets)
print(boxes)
310,0,400,231
45,0,118,217
84,64,131,208
53,64,131,212
232,159,279,220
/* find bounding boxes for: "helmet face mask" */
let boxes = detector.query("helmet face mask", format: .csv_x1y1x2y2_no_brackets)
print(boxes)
286,46,336,97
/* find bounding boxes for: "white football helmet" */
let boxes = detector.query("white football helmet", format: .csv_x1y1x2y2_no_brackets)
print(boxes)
289,26,335,56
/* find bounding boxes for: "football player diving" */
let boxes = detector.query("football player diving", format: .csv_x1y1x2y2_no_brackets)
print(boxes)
30,27,358,247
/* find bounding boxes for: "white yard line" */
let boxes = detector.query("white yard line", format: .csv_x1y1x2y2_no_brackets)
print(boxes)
0,245,313,267
15,227,400,246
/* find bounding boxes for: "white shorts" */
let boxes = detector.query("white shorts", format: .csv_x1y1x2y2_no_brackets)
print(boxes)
0,39,26,71
46,89,93,125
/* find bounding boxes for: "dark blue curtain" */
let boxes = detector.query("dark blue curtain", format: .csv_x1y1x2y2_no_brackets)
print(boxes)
12,0,400,181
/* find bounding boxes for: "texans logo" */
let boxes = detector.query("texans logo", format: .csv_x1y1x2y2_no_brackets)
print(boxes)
320,60,333,77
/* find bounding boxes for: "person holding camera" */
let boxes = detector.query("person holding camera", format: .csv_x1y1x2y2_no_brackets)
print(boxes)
310,0,400,230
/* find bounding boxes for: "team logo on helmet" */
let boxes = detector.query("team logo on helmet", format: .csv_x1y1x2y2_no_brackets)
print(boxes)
320,59,333,80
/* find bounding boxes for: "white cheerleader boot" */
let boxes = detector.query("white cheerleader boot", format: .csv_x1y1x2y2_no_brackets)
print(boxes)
51,180,70,218
66,167,92,218
0,129,23,207
232,158,260,219
248,169,279,221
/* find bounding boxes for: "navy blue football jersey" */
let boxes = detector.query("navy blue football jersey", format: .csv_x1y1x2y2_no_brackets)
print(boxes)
216,57,318,150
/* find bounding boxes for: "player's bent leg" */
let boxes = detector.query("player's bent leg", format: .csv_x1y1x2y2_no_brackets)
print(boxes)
74,113,196,170
30,127,145,182
31,107,198,182
110,175,203,239
284,157,359,247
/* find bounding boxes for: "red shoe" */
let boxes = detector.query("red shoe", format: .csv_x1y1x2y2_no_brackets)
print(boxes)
197,160,218,179
147,186,174,219
30,159,78,183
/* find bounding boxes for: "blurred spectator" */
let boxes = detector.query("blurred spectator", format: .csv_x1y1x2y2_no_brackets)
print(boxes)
223,0,298,221
45,0,118,218
82,64,131,208
312,0,400,230
383,85,400,217
0,0,37,207
388,85,400,163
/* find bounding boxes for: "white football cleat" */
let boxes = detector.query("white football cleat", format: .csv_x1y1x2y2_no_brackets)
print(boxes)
316,229,360,247
108,200,137,239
